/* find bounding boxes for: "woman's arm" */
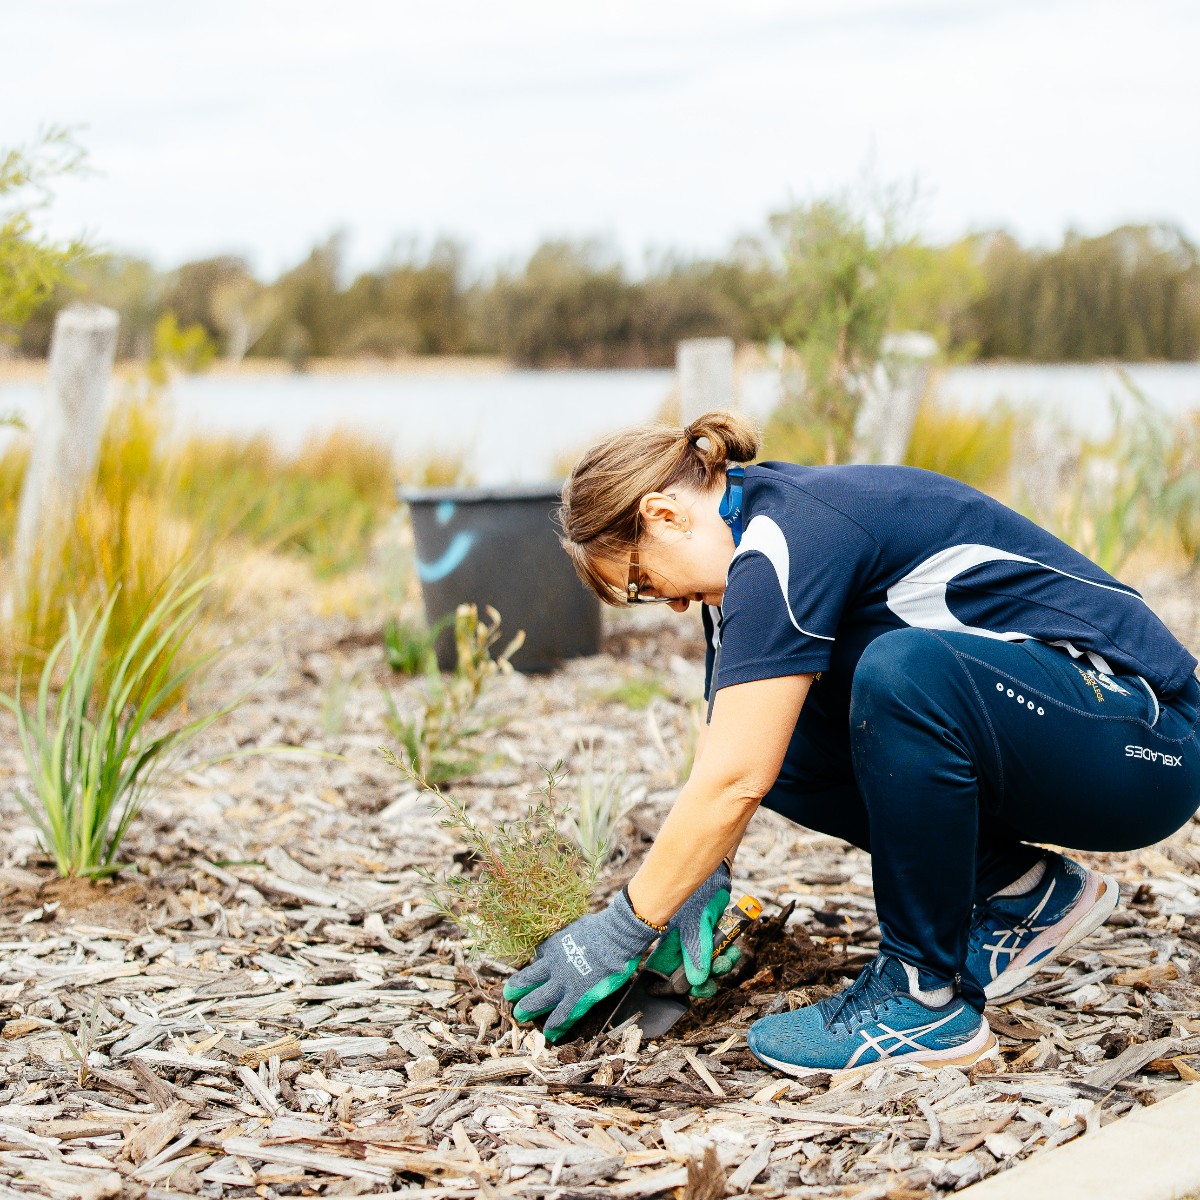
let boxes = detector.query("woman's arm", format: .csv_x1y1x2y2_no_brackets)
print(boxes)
627,673,812,926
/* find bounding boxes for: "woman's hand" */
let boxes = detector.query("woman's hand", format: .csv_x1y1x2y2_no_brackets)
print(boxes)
644,860,734,992
502,887,659,1042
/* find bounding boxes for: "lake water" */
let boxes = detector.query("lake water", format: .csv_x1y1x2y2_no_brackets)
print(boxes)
1,361,1198,485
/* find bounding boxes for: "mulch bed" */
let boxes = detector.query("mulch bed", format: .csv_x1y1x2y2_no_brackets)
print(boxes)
0,573,1196,1199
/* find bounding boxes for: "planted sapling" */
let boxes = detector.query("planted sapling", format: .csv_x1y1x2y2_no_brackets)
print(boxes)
383,752,595,965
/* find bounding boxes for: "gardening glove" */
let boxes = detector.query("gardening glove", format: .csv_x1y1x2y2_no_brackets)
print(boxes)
503,887,660,1043
645,861,738,993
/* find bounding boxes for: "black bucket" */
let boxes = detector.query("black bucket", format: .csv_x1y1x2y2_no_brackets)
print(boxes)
400,484,602,673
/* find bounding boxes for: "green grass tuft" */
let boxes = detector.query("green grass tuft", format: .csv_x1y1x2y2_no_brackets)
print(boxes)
597,675,669,710
0,572,248,878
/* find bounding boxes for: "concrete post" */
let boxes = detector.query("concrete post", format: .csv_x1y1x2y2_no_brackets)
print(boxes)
14,304,119,592
851,331,938,466
676,337,735,423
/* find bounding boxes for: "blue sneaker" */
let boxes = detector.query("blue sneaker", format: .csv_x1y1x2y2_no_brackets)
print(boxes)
967,853,1120,1003
746,955,997,1079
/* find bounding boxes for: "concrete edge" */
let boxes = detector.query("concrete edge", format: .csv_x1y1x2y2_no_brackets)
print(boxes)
961,1083,1200,1200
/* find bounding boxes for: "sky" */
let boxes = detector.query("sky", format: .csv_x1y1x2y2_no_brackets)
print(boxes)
5,0,1198,278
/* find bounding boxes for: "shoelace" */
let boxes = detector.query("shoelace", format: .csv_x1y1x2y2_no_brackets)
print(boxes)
822,961,899,1033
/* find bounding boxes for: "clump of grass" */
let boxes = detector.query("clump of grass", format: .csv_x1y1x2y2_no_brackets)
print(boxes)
598,674,669,710
0,573,247,878
0,439,30,555
1161,410,1200,568
383,614,448,675
1034,377,1184,576
397,451,475,489
382,604,524,786
5,395,208,689
172,427,396,577
562,738,629,869
905,398,1018,493
386,753,596,964
646,701,704,786
2,326,216,691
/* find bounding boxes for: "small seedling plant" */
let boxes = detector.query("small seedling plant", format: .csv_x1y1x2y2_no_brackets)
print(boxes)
0,573,248,878
383,614,449,676
382,604,523,786
563,738,629,870
60,995,102,1087
384,751,595,965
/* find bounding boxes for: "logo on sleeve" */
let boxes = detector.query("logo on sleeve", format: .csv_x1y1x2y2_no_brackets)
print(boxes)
1126,745,1182,767
562,934,592,976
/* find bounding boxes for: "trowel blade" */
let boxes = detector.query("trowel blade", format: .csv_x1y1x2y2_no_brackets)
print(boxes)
609,975,690,1039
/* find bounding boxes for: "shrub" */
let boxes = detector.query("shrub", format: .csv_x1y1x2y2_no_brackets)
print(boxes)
386,753,595,964
1,573,245,878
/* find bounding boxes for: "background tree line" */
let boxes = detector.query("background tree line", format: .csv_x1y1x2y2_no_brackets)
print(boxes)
11,220,1200,368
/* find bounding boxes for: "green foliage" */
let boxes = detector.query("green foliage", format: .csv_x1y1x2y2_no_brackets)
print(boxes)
383,615,448,675
0,127,90,338
8,408,201,689
597,674,669,710
1032,376,1199,575
387,753,596,964
764,187,911,463
145,312,216,386
0,575,245,878
963,225,1200,362
905,398,1018,492
382,604,524,787
562,739,628,869
891,238,987,361
14,194,1200,367
172,427,396,577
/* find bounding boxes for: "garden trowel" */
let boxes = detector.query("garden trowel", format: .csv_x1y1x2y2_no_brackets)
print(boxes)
605,894,763,1039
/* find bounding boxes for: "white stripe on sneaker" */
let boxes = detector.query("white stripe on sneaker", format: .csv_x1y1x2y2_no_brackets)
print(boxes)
985,872,1120,1002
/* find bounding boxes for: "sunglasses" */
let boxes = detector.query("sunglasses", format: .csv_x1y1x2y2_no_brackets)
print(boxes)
626,544,677,604
625,499,681,604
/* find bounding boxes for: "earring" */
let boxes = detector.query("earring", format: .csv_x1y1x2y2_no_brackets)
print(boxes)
685,531,693,539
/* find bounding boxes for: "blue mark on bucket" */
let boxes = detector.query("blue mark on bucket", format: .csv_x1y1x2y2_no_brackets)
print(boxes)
417,501,476,581
417,533,475,582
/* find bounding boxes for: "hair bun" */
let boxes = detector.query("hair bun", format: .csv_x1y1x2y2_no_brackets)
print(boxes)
682,411,759,465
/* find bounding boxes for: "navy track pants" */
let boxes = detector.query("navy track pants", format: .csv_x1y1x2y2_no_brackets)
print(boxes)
759,628,1200,1009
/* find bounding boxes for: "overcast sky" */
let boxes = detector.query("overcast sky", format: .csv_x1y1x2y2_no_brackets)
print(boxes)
6,0,1197,278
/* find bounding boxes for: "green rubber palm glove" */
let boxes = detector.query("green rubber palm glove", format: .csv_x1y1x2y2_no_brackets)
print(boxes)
647,930,742,997
645,862,732,988
502,887,659,1043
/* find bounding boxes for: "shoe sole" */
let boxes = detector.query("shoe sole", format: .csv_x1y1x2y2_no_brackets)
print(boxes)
748,1024,1000,1082
984,870,1120,1003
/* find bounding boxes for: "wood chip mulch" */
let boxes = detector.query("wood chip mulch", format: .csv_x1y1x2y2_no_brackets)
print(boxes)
0,573,1196,1199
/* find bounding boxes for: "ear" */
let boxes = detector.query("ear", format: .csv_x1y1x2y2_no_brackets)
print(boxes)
638,492,687,537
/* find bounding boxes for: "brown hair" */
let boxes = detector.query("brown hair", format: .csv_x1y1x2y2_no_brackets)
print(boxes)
558,410,761,605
